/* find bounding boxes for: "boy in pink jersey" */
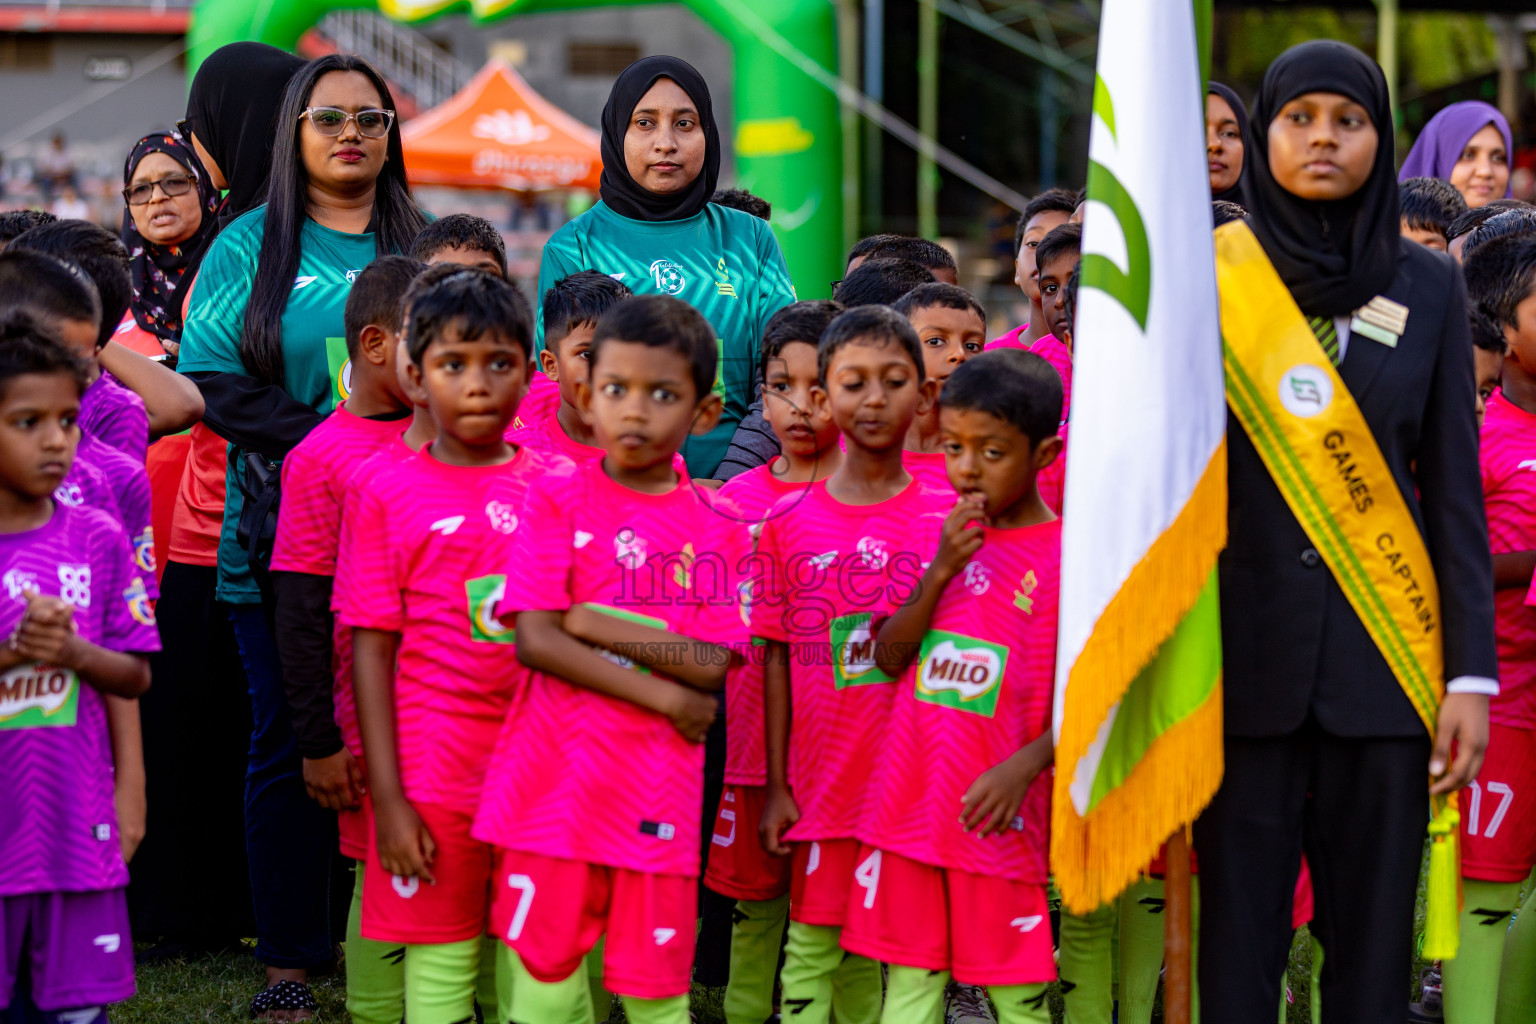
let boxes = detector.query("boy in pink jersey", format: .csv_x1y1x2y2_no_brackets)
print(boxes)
340,268,557,1024
704,300,879,1024
509,269,632,461
841,349,1062,1023
989,188,1077,352
412,216,560,430
475,295,742,1024
1440,237,1536,1022
892,283,986,494
0,314,157,1023
1031,225,1080,515
270,255,423,1024
756,306,950,1024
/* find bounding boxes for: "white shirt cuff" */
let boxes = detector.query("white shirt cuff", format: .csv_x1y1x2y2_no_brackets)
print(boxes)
1446,675,1499,697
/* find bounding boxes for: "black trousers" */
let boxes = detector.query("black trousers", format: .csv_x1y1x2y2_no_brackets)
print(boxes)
128,560,256,942
1193,719,1429,1023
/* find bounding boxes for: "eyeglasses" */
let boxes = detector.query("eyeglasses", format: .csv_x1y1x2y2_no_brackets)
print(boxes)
123,174,196,206
300,107,396,139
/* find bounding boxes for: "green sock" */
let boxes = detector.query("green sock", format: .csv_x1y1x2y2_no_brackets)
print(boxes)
502,944,595,1024
722,895,788,1024
880,964,947,1024
781,921,853,1024
621,994,690,1024
1443,877,1523,1024
474,935,499,1022
1496,868,1536,1024
1308,933,1322,1024
344,862,406,1024
1058,900,1115,1024
1117,879,1163,1024
587,939,611,1021
831,946,885,1024
989,983,1052,1024
404,937,482,1024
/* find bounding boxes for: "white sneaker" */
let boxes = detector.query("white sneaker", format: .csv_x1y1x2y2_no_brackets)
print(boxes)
944,982,997,1024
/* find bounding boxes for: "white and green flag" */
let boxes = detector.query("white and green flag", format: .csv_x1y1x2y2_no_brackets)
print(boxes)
1050,0,1226,913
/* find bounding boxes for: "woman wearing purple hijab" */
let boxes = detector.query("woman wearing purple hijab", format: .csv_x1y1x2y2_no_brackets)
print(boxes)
1399,100,1512,208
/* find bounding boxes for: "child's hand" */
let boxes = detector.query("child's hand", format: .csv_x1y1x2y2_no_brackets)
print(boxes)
11,591,78,666
960,754,1042,837
303,749,366,811
930,494,987,582
115,772,147,864
375,797,437,884
759,783,800,857
664,685,717,743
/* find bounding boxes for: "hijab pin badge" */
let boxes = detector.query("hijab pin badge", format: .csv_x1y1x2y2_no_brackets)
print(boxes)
1351,296,1409,349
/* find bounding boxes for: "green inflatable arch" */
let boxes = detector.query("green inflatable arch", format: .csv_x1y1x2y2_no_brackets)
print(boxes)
188,0,843,294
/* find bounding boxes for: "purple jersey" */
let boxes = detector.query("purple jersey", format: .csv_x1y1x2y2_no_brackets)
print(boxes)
0,503,160,897
79,373,148,464
76,434,155,600
53,458,122,525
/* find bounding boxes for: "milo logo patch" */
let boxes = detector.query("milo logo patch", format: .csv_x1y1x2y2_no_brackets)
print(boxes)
466,575,515,644
0,662,80,729
915,630,1007,716
830,613,895,690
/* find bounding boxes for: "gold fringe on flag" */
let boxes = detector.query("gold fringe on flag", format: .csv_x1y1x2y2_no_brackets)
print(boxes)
1052,443,1227,913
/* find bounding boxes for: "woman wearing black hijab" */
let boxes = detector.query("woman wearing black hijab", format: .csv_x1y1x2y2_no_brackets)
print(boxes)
1205,81,1247,203
534,55,796,479
1195,40,1494,1022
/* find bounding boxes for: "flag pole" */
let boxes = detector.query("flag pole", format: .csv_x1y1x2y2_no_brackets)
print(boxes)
1165,2,1212,1015
1164,827,1193,1023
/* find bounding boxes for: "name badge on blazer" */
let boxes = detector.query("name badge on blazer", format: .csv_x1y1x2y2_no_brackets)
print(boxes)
1351,295,1410,348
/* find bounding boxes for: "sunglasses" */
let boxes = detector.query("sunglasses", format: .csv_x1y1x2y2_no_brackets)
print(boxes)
123,174,196,206
300,107,396,139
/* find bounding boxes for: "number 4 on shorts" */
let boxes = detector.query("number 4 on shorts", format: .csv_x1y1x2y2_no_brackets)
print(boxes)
854,850,882,909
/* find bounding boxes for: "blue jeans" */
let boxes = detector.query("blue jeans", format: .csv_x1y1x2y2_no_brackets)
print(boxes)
229,604,337,968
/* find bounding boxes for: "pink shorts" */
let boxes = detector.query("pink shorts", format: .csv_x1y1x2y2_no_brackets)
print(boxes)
1461,722,1536,882
0,888,134,1011
840,846,1055,986
789,839,860,927
491,849,698,1000
361,802,494,944
705,785,792,901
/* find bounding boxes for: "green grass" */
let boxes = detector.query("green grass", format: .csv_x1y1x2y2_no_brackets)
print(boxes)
116,880,1427,1024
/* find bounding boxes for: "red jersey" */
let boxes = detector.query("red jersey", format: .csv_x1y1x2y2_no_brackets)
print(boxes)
858,519,1060,883
475,459,744,877
272,404,409,757
1482,391,1536,727
754,479,947,840
714,465,816,786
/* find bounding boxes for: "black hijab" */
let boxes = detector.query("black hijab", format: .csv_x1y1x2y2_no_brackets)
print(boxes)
184,42,307,223
1207,81,1249,204
598,56,720,222
1245,40,1399,318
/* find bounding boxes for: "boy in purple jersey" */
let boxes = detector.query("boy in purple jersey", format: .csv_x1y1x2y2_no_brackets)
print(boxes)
0,313,157,1024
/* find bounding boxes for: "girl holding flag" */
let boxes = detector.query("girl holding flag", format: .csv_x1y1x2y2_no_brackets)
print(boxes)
1197,40,1496,1022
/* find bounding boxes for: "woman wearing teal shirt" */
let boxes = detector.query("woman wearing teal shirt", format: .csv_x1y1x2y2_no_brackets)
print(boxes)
536,55,797,478
178,53,426,1019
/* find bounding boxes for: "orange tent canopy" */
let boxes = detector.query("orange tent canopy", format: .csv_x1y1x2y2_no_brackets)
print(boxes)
402,59,602,192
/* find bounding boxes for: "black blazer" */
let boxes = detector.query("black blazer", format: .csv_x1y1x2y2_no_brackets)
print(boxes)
1219,239,1497,738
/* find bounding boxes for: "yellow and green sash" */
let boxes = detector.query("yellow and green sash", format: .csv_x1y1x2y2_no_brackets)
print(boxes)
1215,219,1462,958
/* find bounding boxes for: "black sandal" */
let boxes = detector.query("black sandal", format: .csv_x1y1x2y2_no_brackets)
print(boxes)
249,979,318,1019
